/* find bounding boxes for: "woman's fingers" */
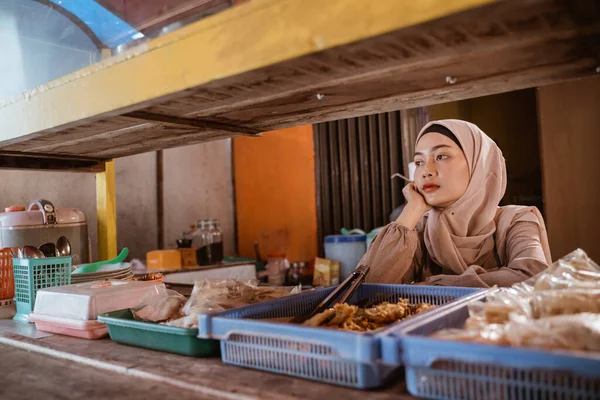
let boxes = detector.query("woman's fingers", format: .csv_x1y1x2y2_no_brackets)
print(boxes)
402,181,432,211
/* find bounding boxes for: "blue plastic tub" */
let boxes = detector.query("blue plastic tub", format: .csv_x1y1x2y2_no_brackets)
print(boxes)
197,284,480,389
381,293,600,399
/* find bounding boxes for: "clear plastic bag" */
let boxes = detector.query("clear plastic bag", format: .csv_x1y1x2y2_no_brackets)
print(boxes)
467,288,533,325
167,279,301,328
532,248,600,291
530,288,600,318
131,286,187,322
433,249,600,353
505,313,600,351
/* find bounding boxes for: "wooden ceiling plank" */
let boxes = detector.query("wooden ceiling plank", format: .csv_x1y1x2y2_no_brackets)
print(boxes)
124,110,260,135
0,0,499,143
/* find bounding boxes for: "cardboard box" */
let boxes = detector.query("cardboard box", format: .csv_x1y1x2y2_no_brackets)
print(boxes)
313,257,340,287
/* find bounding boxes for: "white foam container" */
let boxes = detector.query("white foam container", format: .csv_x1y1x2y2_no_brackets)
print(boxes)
30,280,164,339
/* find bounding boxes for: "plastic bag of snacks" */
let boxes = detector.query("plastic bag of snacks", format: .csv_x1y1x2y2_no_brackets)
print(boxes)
433,249,600,353
167,278,301,328
514,248,600,292
131,286,187,323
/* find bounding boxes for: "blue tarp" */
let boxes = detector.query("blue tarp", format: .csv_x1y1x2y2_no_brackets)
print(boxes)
49,0,143,48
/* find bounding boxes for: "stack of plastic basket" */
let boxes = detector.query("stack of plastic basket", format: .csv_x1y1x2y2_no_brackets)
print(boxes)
0,249,15,312
12,254,71,322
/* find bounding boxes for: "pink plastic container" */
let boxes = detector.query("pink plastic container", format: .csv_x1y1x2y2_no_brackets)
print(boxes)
28,313,108,339
30,280,163,339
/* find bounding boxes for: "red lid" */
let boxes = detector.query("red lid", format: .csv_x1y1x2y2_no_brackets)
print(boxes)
4,206,25,212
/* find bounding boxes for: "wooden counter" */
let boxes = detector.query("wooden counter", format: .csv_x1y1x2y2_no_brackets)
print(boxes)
0,323,415,400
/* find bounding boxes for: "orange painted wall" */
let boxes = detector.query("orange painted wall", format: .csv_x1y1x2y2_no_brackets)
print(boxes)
233,125,318,262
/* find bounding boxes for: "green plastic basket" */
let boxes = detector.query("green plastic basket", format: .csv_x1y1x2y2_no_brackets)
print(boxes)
12,256,72,322
99,309,220,357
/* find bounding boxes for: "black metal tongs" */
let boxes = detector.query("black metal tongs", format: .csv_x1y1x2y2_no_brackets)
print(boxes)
292,264,370,323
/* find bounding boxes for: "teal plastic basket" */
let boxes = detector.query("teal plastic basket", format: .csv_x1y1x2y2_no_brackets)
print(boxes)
12,256,72,322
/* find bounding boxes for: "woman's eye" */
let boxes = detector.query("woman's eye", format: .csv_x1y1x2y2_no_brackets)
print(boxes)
414,161,423,166
436,154,448,161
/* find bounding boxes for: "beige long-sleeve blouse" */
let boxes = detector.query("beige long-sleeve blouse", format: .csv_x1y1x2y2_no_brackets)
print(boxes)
362,218,549,288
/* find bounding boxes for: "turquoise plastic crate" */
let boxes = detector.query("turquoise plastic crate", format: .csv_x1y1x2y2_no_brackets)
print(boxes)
12,256,71,322
100,309,220,357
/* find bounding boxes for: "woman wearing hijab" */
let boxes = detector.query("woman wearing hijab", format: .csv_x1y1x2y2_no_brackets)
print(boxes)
363,119,551,288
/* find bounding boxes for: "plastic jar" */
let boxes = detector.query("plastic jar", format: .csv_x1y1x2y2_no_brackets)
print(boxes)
324,235,366,280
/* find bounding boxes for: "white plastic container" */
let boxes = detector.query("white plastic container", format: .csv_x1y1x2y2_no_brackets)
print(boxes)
324,235,366,280
29,280,164,339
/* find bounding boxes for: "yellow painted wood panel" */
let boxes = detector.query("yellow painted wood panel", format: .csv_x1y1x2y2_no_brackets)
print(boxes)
96,160,117,260
0,0,496,143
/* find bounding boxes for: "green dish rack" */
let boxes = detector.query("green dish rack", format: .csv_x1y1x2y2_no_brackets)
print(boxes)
99,309,220,357
12,256,72,322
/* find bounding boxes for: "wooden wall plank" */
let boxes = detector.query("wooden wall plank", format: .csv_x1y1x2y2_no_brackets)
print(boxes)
538,76,600,261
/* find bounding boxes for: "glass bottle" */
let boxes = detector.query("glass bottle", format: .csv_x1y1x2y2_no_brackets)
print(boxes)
266,253,288,286
287,262,300,285
209,219,224,263
195,219,213,265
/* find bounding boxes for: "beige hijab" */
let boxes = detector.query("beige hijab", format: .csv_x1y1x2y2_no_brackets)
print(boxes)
418,119,552,274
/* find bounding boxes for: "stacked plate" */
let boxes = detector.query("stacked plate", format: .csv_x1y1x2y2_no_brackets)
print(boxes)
71,263,134,284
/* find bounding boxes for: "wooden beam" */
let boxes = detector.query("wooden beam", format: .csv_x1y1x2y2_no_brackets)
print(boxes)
96,160,117,260
0,153,105,172
124,110,261,135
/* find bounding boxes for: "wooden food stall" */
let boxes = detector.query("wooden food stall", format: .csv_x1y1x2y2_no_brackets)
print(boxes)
0,0,598,398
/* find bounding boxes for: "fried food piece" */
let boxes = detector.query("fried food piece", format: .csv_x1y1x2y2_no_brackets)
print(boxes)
411,302,435,315
303,308,336,327
301,298,434,331
364,302,409,324
326,304,357,326
341,318,367,332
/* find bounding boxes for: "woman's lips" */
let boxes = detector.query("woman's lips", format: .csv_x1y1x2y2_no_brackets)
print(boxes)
422,184,440,193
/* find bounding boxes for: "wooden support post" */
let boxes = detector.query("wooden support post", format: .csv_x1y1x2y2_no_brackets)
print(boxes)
96,160,117,260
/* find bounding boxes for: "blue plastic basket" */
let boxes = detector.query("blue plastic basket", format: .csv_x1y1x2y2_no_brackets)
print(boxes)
198,284,480,388
381,293,600,399
12,256,71,322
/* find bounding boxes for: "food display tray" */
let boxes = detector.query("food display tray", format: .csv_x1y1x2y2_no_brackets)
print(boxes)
99,309,219,357
380,295,600,399
197,284,481,388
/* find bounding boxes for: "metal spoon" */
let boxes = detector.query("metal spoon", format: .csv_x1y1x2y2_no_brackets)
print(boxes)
39,242,58,258
56,236,71,256
19,246,45,259
9,247,19,258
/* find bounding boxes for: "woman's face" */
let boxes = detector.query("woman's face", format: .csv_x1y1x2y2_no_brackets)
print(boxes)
414,132,470,209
